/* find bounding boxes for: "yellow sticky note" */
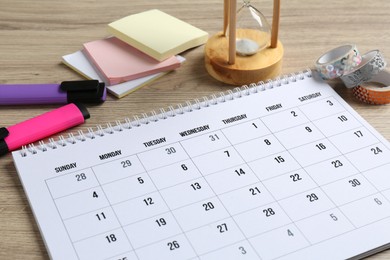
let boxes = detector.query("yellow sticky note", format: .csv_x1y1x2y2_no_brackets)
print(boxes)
108,9,209,61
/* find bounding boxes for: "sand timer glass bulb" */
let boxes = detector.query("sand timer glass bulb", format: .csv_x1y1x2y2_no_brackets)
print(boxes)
235,0,271,56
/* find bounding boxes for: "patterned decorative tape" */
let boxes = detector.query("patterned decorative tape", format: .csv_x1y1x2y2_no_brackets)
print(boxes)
315,44,362,80
341,50,387,88
352,70,390,105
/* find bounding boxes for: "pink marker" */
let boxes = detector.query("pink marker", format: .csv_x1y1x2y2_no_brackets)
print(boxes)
0,103,90,155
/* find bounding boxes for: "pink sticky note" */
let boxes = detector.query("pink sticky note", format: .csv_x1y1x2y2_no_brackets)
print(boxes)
83,37,181,85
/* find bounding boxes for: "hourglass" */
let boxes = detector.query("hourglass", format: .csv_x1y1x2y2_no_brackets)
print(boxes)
204,0,283,85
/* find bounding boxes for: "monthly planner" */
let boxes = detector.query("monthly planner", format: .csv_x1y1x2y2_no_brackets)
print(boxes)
12,70,390,260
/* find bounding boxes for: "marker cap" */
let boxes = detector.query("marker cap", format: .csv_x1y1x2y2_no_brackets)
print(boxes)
61,80,106,103
0,128,9,156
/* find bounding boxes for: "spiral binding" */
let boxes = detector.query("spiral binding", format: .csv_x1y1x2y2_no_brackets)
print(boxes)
20,69,312,157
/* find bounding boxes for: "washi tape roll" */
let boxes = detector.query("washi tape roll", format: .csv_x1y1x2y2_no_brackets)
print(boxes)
341,50,387,88
352,70,390,105
315,44,362,79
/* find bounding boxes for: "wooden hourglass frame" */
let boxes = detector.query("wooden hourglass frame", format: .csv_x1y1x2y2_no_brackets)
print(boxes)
204,0,283,85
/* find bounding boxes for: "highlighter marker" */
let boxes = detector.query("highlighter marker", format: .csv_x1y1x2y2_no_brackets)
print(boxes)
0,80,106,105
0,103,90,155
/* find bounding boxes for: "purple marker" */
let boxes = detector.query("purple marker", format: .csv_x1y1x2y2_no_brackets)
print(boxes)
0,80,106,105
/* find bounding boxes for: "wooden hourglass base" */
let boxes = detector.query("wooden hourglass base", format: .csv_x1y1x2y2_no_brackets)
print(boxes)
204,31,284,86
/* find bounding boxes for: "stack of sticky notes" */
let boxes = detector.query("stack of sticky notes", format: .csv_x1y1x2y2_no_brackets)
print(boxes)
62,9,208,98
108,9,209,62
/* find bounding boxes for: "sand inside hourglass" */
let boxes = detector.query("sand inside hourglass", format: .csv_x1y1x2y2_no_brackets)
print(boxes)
236,28,269,56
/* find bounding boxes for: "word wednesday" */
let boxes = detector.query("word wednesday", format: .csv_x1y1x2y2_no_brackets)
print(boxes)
179,125,210,137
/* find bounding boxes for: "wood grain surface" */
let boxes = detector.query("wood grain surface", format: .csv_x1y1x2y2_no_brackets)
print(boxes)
1,0,389,259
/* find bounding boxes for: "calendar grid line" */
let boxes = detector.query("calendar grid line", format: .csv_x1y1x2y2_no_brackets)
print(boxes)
292,105,359,229
328,95,385,145
243,218,358,260
51,155,387,220
50,163,307,217
45,125,385,199
134,152,200,259
44,180,81,260
307,102,390,220
106,229,182,252
123,95,345,169
69,221,135,244
89,167,138,259
219,127,314,254
321,124,390,207
263,228,351,260
91,188,388,245
58,193,162,222
234,98,378,247
182,139,384,174
256,157,344,183
179,187,385,227
260,96,341,125
177,141,264,260
43,108,375,188
273,125,378,151
285,141,386,170
357,162,390,180
92,198,390,257
196,238,252,258
103,250,134,260
332,192,388,214
347,162,390,207
93,170,147,187
147,159,203,190
289,214,390,256
44,154,138,182
95,158,201,190
223,108,348,148
294,100,390,230
245,115,314,246
101,216,257,255
52,184,103,201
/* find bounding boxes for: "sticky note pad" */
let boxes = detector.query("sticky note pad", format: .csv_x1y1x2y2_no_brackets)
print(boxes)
108,9,209,61
62,50,185,98
83,37,181,85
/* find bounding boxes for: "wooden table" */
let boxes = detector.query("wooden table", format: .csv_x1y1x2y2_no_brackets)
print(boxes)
1,0,389,259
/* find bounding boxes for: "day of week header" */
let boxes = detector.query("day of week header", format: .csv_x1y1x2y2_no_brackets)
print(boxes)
99,150,122,160
179,125,210,137
298,92,322,102
265,103,282,112
222,114,247,124
143,137,166,147
54,162,77,173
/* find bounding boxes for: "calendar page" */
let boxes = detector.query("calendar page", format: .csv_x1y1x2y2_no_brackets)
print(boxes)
13,72,390,260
